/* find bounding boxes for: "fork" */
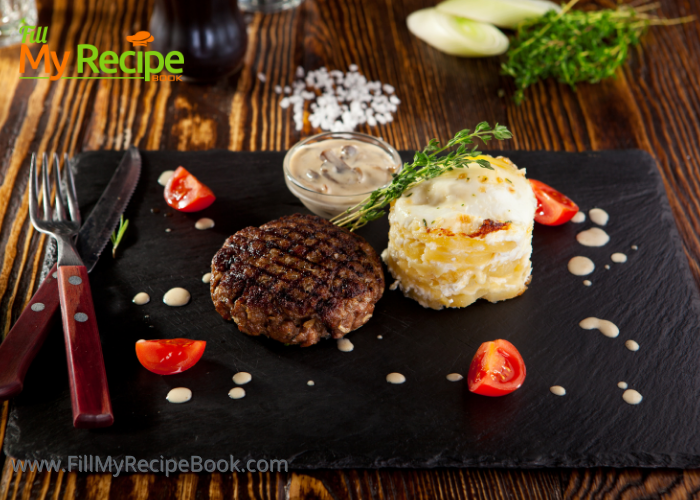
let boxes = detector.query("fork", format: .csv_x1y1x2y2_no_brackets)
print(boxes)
29,153,114,428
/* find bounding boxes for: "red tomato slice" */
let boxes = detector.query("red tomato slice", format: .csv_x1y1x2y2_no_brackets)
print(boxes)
529,179,578,226
135,338,206,375
164,166,216,212
467,339,526,397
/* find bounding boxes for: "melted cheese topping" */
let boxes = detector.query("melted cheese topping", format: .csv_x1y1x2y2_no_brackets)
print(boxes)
392,156,536,235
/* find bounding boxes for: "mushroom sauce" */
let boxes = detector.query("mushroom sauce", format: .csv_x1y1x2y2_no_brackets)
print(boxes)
288,139,399,196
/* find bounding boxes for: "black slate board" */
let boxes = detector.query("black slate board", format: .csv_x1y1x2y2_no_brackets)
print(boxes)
6,149,700,469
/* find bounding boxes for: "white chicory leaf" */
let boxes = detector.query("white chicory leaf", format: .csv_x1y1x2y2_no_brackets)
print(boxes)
407,8,509,57
436,0,562,30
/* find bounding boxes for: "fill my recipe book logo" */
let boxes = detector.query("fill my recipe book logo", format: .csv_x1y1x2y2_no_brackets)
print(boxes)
18,27,183,82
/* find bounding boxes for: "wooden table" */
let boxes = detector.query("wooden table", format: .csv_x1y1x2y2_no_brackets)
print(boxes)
1,0,700,497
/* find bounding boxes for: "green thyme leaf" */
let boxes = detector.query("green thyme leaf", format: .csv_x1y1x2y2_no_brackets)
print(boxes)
110,215,129,258
476,159,494,170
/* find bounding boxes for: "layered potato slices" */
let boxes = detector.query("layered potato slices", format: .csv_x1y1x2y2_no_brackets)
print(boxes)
381,155,537,309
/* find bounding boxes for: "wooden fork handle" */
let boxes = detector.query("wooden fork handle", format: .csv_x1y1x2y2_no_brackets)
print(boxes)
0,264,60,401
57,265,113,428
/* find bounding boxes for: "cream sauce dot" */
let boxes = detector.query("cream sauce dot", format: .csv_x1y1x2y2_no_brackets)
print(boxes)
550,386,566,396
228,387,246,399
611,253,627,263
618,381,628,389
589,208,609,226
163,287,190,307
158,170,175,186
605,265,610,270
307,380,315,386
576,228,610,247
377,335,383,339
195,218,215,230
132,292,150,305
579,317,619,338
232,372,252,385
571,211,586,223
386,372,406,384
337,338,354,352
623,389,643,405
166,387,192,403
202,273,212,284
625,340,640,352
568,256,595,276
583,280,592,286
631,244,638,251
446,373,463,382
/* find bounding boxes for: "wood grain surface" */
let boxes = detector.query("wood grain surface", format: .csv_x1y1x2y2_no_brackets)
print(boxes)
1,0,699,497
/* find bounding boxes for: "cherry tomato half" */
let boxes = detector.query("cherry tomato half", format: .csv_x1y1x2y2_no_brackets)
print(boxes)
529,179,578,226
164,166,216,212
467,339,526,397
135,338,206,375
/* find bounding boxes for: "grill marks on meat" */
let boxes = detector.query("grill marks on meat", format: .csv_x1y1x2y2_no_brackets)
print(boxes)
211,214,384,346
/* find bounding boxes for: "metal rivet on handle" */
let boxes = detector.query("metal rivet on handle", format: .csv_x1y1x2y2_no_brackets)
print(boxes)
31,303,45,312
74,312,88,322
68,276,82,285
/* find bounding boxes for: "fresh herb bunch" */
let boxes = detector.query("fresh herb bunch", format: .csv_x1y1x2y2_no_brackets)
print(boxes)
110,215,129,258
501,0,695,104
331,122,512,231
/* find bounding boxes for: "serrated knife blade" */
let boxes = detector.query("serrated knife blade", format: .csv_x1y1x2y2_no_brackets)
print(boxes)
0,147,141,401
78,146,141,271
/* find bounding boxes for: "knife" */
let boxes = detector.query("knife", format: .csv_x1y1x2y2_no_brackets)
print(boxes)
0,147,141,401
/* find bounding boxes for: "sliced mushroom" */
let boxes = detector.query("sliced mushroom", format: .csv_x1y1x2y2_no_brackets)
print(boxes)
320,149,352,173
340,144,358,160
322,170,341,184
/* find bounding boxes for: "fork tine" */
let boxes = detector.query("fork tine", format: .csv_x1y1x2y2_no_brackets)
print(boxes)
41,153,51,220
28,154,40,227
52,153,67,221
61,153,81,226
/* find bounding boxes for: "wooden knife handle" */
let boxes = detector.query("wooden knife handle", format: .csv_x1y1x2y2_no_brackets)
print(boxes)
0,264,60,401
57,265,113,428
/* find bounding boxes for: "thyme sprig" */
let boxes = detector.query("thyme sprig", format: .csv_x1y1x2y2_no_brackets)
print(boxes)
331,122,512,231
502,0,695,104
110,215,129,258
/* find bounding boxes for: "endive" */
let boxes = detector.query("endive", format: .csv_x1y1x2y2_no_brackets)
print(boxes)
407,8,509,57
436,0,562,30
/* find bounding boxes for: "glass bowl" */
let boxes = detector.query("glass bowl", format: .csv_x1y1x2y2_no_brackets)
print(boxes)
283,131,402,219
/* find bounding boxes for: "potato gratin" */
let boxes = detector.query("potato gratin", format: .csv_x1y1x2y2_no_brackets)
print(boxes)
381,155,537,309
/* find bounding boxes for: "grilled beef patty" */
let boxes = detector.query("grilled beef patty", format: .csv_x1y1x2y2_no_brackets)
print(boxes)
210,214,384,346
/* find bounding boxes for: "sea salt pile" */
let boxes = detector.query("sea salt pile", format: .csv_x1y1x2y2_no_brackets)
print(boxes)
276,65,401,132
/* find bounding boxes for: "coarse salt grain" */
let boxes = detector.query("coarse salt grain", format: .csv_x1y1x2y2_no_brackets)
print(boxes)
277,66,401,132
257,72,266,82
